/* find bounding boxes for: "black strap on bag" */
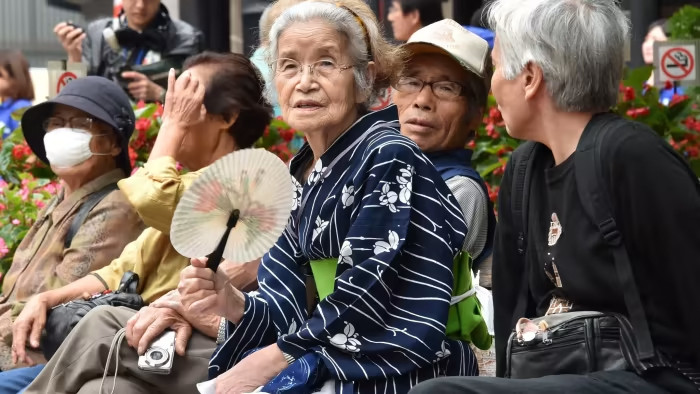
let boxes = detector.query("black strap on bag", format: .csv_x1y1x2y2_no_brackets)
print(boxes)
64,183,119,249
509,141,542,321
573,114,655,360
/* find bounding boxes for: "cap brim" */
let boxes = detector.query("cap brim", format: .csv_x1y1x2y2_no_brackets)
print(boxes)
21,95,131,174
403,42,485,78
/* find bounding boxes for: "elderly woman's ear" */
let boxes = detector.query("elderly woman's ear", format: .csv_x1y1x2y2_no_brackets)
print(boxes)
209,110,240,131
356,61,377,104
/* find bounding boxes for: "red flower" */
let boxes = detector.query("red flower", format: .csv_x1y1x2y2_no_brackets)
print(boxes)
626,107,650,119
467,140,476,149
12,145,26,160
669,94,689,107
263,125,270,137
686,146,699,158
664,80,673,90
279,128,294,142
622,86,635,102
155,103,164,118
128,147,138,167
135,118,152,132
136,100,146,109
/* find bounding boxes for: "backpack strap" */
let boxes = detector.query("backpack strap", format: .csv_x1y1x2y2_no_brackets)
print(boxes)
574,113,655,360
509,141,542,319
64,183,120,249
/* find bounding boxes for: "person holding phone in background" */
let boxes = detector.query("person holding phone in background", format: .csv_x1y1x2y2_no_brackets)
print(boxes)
53,0,204,102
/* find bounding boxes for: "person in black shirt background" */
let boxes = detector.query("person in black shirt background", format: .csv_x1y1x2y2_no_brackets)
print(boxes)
410,0,700,393
53,0,203,102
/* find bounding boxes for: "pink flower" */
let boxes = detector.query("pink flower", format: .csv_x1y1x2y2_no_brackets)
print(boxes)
35,200,46,209
44,183,58,195
19,187,30,201
0,237,9,258
11,219,20,225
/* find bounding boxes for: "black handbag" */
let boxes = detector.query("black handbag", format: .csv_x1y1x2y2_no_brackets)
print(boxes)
505,117,700,385
505,311,664,378
40,271,144,359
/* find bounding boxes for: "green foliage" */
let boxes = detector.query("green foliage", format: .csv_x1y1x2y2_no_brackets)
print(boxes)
668,5,700,40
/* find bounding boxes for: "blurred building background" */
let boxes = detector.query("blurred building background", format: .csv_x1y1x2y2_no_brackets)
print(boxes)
1,0,699,70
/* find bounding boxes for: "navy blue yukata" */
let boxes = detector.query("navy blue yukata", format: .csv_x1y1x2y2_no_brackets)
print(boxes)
209,106,478,393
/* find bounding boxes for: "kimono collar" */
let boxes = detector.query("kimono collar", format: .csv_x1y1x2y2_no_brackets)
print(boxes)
424,149,476,180
290,105,400,177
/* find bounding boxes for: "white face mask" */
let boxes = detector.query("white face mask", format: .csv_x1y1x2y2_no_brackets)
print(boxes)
43,127,111,168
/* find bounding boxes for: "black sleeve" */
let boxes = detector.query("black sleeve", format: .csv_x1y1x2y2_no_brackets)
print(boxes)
606,125,700,369
492,158,529,377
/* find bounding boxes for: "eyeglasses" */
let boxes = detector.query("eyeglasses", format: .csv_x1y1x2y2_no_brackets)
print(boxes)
43,116,108,132
393,77,465,100
272,58,354,80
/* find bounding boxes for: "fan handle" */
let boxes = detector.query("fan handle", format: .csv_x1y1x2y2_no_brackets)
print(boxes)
206,209,240,271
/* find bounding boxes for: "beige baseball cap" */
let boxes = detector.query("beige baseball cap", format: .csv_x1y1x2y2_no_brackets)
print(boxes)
403,19,490,78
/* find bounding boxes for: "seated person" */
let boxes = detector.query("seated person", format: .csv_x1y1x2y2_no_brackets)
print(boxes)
392,19,497,374
13,52,270,393
0,76,145,370
411,1,700,393
393,18,495,274
54,0,204,102
0,50,34,137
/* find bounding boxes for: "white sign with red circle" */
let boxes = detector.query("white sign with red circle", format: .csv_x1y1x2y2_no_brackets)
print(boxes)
656,43,696,83
56,71,78,94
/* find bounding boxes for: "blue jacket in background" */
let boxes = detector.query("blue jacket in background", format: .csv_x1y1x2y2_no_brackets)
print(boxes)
0,98,32,138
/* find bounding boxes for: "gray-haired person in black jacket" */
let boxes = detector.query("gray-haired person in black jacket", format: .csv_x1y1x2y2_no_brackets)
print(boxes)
53,0,203,102
410,0,700,393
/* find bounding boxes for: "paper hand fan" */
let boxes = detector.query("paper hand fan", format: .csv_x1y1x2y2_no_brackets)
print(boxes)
171,148,294,271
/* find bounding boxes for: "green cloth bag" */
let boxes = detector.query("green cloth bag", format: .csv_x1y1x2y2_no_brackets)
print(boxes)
309,251,492,350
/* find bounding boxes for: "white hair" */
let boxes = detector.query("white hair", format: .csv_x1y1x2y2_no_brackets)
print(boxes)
264,1,374,107
487,0,630,112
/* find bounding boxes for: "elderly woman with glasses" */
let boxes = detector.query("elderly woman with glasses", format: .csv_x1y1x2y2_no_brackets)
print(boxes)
0,77,145,373
174,1,478,393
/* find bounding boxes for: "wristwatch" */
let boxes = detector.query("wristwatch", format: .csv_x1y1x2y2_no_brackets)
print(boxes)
216,317,227,345
282,351,295,365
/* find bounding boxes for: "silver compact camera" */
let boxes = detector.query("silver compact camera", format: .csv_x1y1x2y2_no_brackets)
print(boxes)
137,330,175,374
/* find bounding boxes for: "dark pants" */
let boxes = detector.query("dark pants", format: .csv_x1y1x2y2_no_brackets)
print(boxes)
408,370,698,394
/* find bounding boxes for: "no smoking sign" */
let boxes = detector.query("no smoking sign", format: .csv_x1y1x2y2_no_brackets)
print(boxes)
655,41,699,86
56,71,78,94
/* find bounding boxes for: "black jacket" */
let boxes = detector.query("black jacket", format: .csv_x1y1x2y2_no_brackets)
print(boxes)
493,115,700,376
81,4,203,80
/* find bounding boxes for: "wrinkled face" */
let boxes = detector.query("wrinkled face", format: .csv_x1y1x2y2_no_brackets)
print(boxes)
393,53,477,152
387,1,420,42
274,20,362,138
122,0,161,30
490,38,529,139
45,104,120,177
642,26,667,65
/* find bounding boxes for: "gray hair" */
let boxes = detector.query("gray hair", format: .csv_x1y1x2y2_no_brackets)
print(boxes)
265,1,379,108
487,0,630,112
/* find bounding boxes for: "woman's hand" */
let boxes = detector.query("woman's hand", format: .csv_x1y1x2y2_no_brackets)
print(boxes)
162,68,207,128
148,68,207,160
215,344,289,394
11,294,51,365
125,305,193,356
178,258,245,324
